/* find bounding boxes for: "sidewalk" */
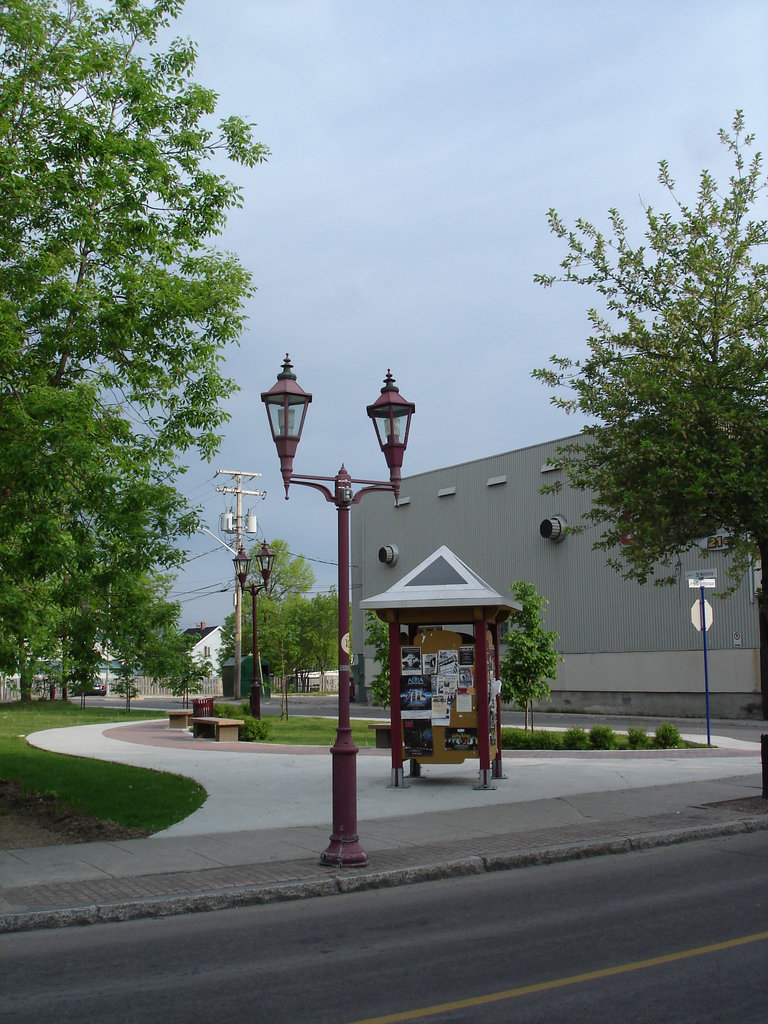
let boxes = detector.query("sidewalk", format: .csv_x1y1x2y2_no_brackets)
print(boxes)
0,719,765,933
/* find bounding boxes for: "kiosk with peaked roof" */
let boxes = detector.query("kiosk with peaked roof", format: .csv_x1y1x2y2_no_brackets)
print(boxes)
361,546,520,788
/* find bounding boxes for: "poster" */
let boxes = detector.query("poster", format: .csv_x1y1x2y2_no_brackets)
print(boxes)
401,647,422,674
430,694,451,724
445,728,478,752
422,652,438,675
455,692,473,713
400,674,432,715
459,646,475,667
437,673,457,696
403,719,433,756
437,649,459,679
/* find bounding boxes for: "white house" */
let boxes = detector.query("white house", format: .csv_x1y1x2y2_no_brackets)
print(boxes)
184,622,224,670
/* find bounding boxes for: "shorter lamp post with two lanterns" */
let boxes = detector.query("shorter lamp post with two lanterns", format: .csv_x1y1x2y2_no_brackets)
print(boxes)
233,541,275,719
261,354,415,867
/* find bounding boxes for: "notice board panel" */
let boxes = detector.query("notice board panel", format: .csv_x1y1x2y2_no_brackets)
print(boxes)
398,628,497,764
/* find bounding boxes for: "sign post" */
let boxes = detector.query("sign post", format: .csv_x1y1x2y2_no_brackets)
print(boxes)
687,571,716,746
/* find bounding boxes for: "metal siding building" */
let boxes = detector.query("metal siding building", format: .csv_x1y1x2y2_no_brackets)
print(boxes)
352,435,762,718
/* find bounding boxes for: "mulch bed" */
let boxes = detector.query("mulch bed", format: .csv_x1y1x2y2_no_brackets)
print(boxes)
0,778,150,849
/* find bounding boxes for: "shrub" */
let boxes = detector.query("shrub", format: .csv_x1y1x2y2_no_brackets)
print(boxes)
500,728,564,750
238,716,272,742
532,729,564,750
500,728,530,749
562,727,590,750
654,721,682,749
212,703,272,742
588,725,616,750
213,702,243,719
627,726,650,749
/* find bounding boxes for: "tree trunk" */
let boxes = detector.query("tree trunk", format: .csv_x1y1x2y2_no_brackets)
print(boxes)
758,542,768,719
19,660,33,703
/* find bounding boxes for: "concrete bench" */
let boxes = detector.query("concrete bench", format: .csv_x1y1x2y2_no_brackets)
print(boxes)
191,717,243,742
368,722,392,749
167,710,194,730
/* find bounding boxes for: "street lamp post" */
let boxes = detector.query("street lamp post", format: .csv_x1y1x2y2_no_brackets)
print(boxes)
234,542,275,718
262,355,415,867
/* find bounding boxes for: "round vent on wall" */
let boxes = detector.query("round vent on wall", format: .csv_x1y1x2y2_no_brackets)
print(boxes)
539,516,566,542
378,544,399,565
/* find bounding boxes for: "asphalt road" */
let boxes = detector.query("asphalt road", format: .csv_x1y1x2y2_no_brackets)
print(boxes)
2,832,766,1023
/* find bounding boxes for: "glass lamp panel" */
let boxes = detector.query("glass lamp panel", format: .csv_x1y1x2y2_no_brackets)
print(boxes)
257,544,275,581
233,550,251,579
266,396,306,440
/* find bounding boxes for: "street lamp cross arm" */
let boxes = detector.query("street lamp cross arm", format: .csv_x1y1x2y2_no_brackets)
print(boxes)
350,483,397,505
286,476,337,504
288,471,397,507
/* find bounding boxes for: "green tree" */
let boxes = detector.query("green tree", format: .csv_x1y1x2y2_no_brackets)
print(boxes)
218,539,315,670
365,610,391,707
500,581,561,731
111,662,141,712
108,571,185,711
257,539,316,603
258,593,304,719
163,648,211,706
533,112,768,716
297,591,337,690
0,0,267,697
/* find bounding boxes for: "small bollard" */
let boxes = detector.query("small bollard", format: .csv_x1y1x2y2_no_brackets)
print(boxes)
762,735,768,800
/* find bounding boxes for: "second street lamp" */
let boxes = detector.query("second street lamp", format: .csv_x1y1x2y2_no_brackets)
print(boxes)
250,541,275,718
232,547,251,705
234,542,275,718
261,354,415,867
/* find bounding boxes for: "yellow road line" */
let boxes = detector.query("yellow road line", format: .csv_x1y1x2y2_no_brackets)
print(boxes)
348,929,768,1024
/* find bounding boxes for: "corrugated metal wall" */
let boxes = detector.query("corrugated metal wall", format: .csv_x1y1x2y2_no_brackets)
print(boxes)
352,435,760,700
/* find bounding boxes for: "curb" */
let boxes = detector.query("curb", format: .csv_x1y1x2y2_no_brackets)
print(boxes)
2,814,767,934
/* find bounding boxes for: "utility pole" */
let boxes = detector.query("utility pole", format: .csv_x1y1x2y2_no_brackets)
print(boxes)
215,470,265,701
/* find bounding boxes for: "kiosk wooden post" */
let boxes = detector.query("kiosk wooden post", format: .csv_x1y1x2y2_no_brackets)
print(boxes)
388,620,405,787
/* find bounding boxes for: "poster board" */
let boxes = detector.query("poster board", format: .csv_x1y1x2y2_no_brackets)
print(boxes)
399,628,497,764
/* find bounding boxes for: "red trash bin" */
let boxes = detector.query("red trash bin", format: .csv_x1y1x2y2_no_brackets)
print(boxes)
193,696,214,717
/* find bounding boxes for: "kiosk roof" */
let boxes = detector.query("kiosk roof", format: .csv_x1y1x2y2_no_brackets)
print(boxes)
360,545,520,623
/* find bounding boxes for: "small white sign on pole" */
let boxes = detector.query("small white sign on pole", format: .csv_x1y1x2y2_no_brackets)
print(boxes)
686,569,717,589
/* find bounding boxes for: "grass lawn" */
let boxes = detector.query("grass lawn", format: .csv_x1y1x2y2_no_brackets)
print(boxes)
0,702,206,831
254,715,377,748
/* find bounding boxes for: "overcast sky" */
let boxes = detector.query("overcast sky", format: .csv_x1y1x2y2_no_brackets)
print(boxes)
164,0,768,628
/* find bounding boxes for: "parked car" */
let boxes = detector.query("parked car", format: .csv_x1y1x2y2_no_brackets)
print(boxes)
72,680,107,696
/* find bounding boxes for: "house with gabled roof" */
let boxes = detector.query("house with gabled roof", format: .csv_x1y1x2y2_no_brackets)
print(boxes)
183,621,223,670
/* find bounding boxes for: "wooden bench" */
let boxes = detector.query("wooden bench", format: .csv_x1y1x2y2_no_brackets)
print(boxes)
191,717,244,742
167,710,193,730
368,722,392,749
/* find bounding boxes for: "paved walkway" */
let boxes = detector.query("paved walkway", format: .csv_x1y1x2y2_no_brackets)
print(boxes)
1,719,766,932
